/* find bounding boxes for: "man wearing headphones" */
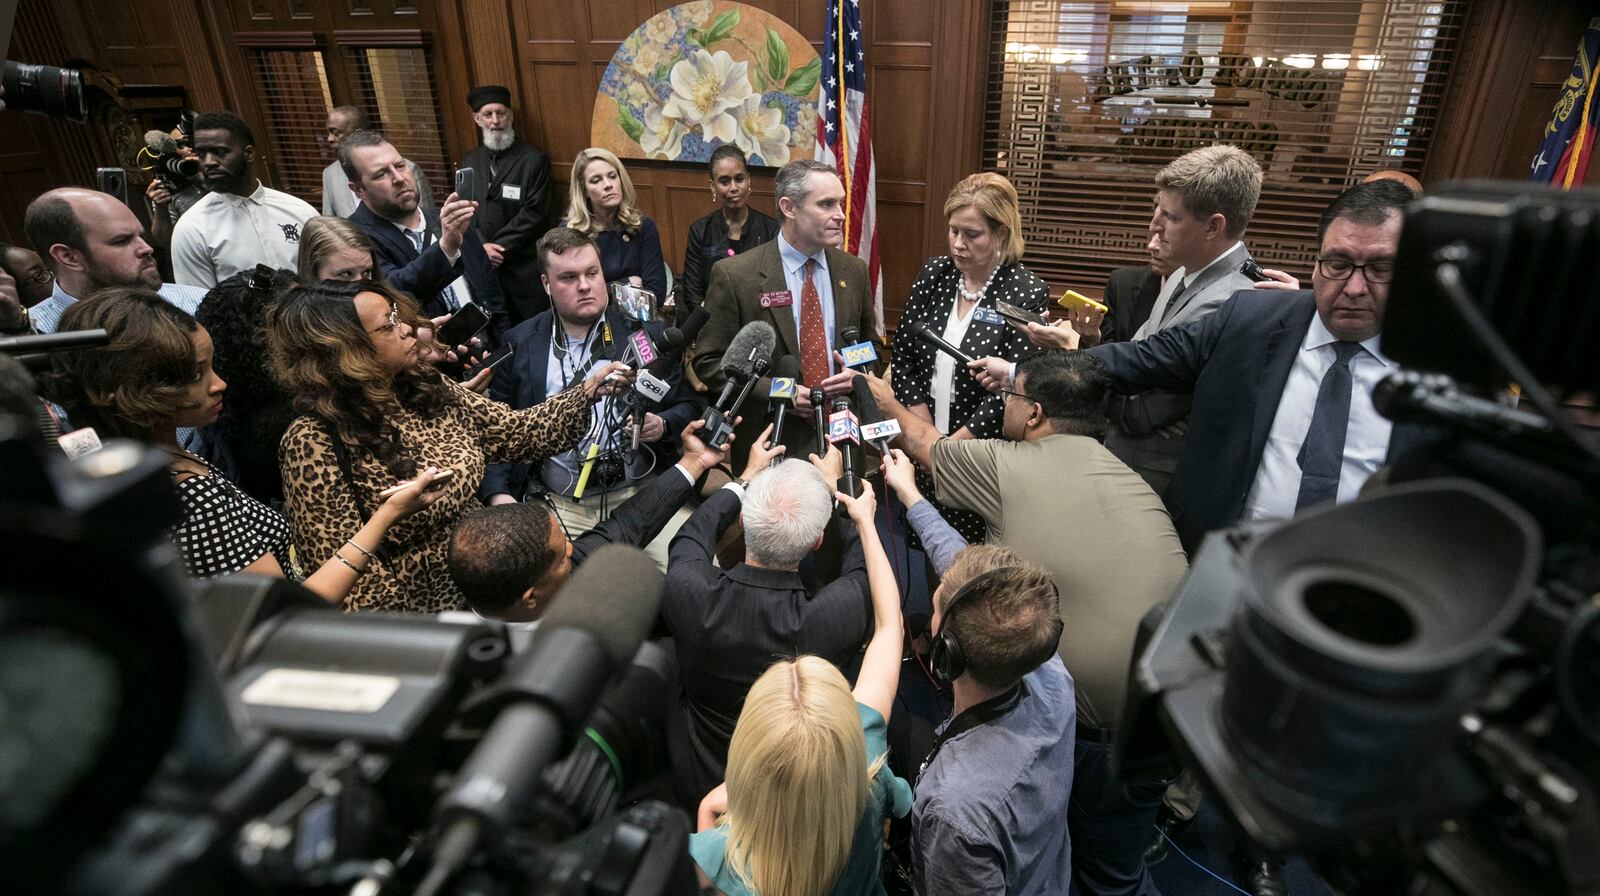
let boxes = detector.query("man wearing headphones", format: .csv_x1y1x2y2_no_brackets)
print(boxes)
912,545,1076,895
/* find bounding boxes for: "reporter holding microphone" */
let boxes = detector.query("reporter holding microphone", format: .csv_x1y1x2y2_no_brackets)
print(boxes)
270,278,630,613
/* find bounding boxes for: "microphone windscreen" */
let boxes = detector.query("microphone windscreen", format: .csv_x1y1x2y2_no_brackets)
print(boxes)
852,376,882,424
841,326,861,345
144,129,178,154
538,544,662,670
772,354,801,381
678,307,712,345
720,320,776,378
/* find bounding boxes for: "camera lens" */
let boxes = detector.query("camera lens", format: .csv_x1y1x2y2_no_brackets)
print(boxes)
2,61,88,123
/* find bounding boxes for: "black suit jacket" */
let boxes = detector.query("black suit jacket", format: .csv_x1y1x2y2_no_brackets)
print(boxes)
349,203,508,334
461,140,554,321
1088,289,1421,550
1100,264,1162,344
662,486,869,806
481,307,700,501
679,207,780,315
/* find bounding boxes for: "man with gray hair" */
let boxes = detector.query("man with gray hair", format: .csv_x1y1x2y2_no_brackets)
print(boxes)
692,158,879,467
662,442,873,808
1108,143,1264,494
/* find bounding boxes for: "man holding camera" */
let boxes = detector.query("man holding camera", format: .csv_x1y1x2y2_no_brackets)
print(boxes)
480,228,698,558
170,111,317,288
343,130,506,328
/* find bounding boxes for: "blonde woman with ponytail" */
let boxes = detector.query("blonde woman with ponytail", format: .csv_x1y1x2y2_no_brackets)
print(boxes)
690,453,910,896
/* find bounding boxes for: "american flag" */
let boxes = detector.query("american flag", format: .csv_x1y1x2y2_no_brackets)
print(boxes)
815,0,882,333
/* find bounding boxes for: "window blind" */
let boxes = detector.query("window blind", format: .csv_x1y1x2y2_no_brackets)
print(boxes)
344,45,452,202
247,48,334,207
984,0,1463,296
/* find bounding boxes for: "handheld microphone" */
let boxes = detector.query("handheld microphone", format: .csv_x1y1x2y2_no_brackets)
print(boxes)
838,325,880,374
675,306,712,348
766,355,801,450
908,320,975,366
853,376,901,454
828,395,863,502
427,546,662,889
811,387,828,458
700,321,776,450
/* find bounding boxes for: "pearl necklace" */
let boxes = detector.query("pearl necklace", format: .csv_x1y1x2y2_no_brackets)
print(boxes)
957,263,1001,303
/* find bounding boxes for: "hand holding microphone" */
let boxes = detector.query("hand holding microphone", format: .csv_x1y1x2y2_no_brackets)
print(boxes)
699,320,776,450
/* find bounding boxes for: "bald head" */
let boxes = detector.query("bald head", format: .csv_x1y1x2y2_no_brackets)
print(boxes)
1361,169,1423,196
326,106,368,148
24,188,159,295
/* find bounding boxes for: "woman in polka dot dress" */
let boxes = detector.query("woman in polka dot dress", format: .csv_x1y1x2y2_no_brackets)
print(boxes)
890,173,1048,544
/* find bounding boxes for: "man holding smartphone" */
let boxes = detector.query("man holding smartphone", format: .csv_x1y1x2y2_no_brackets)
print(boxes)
341,129,507,337
460,85,555,325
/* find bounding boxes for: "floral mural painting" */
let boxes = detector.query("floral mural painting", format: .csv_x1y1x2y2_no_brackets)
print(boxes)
592,2,821,166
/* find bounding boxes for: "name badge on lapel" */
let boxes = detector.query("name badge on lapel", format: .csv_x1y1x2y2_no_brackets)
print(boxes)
973,307,1005,326
501,184,522,201
759,290,794,309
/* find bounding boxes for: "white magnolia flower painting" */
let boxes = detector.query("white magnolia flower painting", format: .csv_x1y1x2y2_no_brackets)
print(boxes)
593,2,821,165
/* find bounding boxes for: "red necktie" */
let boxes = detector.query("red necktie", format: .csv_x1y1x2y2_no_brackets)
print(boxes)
799,258,829,388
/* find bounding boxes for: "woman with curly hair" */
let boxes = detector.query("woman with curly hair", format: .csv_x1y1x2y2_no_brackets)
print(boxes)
45,288,444,600
563,147,667,302
297,215,384,283
269,279,628,613
195,267,299,506
690,482,910,896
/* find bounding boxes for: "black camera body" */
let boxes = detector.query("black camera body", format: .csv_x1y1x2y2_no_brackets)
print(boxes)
0,400,694,894
1116,182,1600,896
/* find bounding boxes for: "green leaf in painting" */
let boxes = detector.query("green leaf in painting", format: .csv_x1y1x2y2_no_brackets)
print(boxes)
618,105,644,142
766,28,788,83
706,8,739,44
784,58,820,98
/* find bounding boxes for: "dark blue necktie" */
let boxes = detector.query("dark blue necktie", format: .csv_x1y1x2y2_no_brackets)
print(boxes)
1295,341,1362,511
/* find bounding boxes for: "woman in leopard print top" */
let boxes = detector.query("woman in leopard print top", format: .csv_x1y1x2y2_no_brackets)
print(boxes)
269,281,626,613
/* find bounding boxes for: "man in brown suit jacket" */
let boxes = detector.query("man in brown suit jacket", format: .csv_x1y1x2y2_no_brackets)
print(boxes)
693,159,878,467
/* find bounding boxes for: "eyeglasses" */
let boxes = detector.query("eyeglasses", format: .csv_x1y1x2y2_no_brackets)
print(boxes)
1316,257,1395,283
369,303,400,335
25,268,53,285
1000,387,1035,404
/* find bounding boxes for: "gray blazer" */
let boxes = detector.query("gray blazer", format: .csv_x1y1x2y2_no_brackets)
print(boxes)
1147,242,1255,332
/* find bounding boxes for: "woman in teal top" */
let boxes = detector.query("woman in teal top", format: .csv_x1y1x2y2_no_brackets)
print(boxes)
690,449,909,896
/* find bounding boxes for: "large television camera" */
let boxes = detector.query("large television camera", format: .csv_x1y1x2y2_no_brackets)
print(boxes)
1116,182,1600,896
0,391,696,894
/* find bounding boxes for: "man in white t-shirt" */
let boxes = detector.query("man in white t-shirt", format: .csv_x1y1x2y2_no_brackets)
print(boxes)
171,110,317,288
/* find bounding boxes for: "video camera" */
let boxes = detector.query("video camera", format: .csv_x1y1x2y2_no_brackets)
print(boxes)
0,365,696,894
1116,182,1600,896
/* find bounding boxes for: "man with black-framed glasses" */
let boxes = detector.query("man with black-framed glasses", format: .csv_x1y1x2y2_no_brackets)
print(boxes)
1085,179,1422,554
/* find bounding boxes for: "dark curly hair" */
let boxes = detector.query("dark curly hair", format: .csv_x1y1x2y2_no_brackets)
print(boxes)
266,279,451,479
195,268,298,503
41,288,200,443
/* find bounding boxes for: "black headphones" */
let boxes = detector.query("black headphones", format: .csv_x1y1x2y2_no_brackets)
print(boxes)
929,566,1063,683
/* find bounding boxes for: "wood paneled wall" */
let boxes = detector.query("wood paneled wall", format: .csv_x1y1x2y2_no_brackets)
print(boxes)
449,0,989,328
1,0,1596,321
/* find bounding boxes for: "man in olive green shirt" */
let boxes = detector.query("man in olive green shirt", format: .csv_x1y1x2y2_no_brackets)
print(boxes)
856,349,1187,895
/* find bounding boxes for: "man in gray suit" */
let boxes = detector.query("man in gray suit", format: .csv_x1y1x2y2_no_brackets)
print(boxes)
693,159,878,467
1106,144,1263,494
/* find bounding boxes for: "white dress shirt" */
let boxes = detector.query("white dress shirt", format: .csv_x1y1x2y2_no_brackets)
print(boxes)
171,182,317,288
776,231,838,375
1243,312,1394,522
931,297,979,433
